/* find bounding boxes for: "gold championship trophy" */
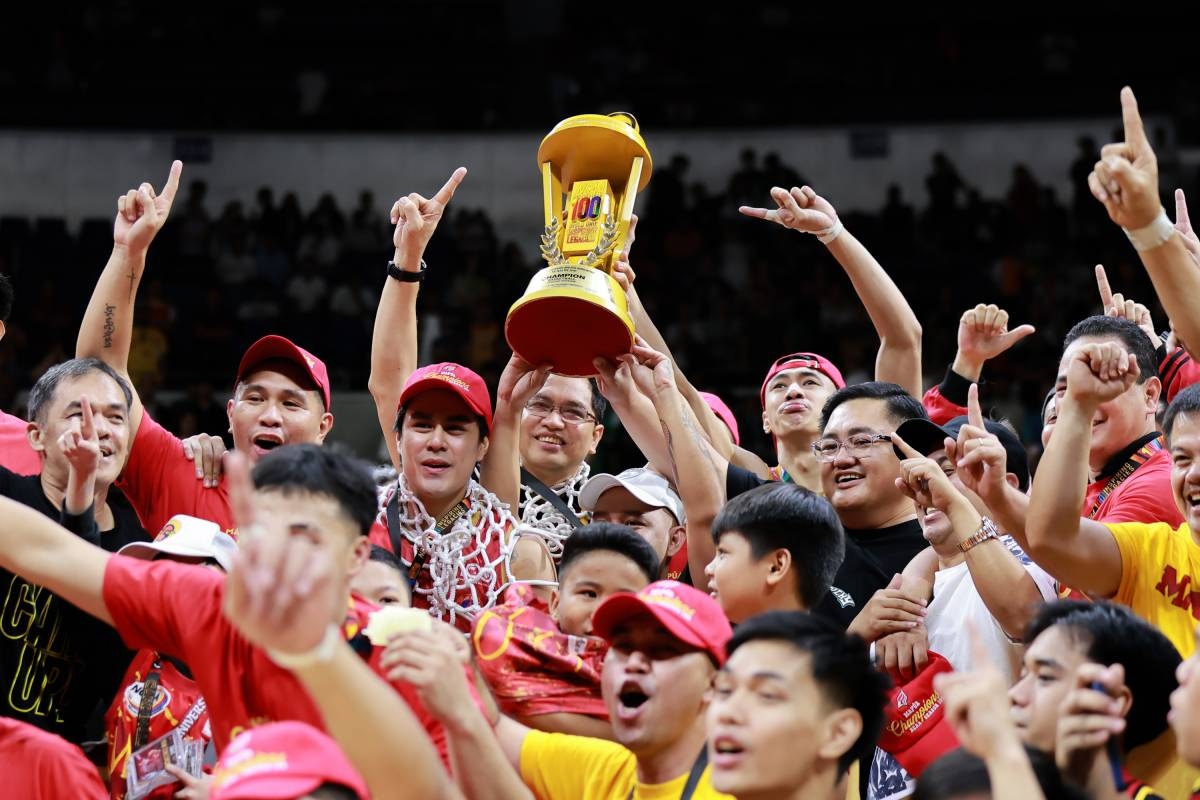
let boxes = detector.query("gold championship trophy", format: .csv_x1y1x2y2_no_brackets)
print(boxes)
505,112,652,376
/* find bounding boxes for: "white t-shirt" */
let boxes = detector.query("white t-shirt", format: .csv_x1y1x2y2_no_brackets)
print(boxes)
926,535,1058,684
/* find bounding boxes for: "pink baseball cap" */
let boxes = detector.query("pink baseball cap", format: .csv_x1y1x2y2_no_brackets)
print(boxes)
210,722,368,800
398,362,494,433
699,391,740,445
759,352,846,408
236,335,332,412
591,580,733,666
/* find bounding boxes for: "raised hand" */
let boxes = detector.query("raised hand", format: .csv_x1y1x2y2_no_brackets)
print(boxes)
1064,341,1140,409
59,394,101,478
496,353,552,409
951,384,1009,504
892,431,966,514
739,185,840,235
182,432,228,488
955,304,1036,377
378,621,475,725
113,161,183,254
617,336,676,401
222,452,341,657
934,627,1026,760
1089,87,1161,229
592,356,638,407
1055,662,1128,789
390,167,467,266
1095,264,1157,343
1175,189,1200,267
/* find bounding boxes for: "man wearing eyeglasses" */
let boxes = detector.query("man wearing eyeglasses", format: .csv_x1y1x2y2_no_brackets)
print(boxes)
810,382,933,632
516,377,607,560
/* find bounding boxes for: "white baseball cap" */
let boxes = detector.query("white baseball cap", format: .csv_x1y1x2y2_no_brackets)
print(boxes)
579,467,686,524
118,514,238,572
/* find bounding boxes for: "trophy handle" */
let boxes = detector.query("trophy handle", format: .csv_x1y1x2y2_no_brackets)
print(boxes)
541,161,561,228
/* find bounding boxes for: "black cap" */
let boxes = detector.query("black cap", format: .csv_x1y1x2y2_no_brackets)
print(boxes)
892,417,954,460
942,416,1030,492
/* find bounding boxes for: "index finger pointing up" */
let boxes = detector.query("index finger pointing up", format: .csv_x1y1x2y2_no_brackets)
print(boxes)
79,394,95,439
967,383,985,430
1121,86,1150,155
161,160,183,206
1095,264,1114,311
890,431,922,460
433,167,468,204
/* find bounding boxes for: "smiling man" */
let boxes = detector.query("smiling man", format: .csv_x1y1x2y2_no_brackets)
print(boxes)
580,467,688,581
517,376,606,557
0,358,148,741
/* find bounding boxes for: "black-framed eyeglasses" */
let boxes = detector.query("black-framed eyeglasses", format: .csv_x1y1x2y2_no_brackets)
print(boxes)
811,433,893,462
524,398,597,426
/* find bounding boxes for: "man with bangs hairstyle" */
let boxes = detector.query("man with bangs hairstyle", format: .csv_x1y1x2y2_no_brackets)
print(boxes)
704,482,845,625
708,610,889,800
473,522,660,739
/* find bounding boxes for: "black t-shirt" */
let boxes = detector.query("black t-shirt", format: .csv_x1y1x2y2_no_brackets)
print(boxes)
725,463,769,499
0,468,148,743
845,519,927,580
813,520,926,630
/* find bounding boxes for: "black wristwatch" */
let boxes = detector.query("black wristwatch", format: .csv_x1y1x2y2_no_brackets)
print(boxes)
387,259,427,283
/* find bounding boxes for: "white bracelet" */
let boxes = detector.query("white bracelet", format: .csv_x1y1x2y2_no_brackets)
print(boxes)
1123,209,1176,252
816,218,844,245
266,624,341,669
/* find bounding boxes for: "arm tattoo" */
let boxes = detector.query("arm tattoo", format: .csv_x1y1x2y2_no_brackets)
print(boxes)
102,304,115,348
679,397,720,482
659,417,681,486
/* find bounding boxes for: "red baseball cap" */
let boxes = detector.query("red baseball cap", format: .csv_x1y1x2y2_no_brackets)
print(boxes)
398,362,494,434
210,722,368,800
876,651,960,777
235,335,332,412
759,352,846,408
591,580,733,666
699,391,740,446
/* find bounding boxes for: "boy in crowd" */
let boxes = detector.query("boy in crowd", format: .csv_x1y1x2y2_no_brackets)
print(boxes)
708,610,889,800
473,523,660,738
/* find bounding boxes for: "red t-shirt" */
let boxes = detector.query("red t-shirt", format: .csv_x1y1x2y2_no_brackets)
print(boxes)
118,412,235,536
0,717,108,799
102,555,459,765
1084,446,1183,526
0,408,39,475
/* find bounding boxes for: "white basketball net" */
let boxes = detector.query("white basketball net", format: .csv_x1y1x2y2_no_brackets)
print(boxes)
391,476,517,626
519,462,591,559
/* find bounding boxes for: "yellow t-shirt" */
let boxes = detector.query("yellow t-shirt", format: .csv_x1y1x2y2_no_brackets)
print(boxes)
1107,521,1200,657
519,730,732,800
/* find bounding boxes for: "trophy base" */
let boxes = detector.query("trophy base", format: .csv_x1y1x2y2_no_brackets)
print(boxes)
506,266,635,377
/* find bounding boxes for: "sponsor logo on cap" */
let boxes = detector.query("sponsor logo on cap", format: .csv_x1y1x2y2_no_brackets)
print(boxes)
644,587,696,621
888,691,943,737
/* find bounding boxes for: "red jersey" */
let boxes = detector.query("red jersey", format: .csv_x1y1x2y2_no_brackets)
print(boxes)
102,555,465,767
921,367,971,426
118,412,235,537
0,408,39,475
472,585,607,719
105,649,213,799
0,717,107,799
1084,440,1182,526
1161,347,1200,405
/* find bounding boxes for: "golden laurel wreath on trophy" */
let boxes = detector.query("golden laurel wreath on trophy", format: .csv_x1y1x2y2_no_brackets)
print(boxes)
505,112,653,376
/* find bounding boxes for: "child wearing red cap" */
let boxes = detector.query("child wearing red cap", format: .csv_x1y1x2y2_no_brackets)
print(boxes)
209,722,368,800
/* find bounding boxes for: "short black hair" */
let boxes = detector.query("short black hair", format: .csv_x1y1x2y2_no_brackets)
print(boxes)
586,378,608,424
711,483,844,609
820,381,927,432
914,745,1089,800
1024,600,1180,750
26,358,134,424
310,783,360,800
727,611,888,775
0,273,12,323
369,544,405,573
1164,383,1200,443
1062,315,1158,386
560,523,660,585
252,444,379,538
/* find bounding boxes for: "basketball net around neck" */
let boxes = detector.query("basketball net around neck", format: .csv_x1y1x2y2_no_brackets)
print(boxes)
520,462,590,558
393,475,516,626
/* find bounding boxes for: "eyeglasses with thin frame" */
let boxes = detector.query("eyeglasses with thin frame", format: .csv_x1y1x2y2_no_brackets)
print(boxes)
524,398,597,426
811,433,893,462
